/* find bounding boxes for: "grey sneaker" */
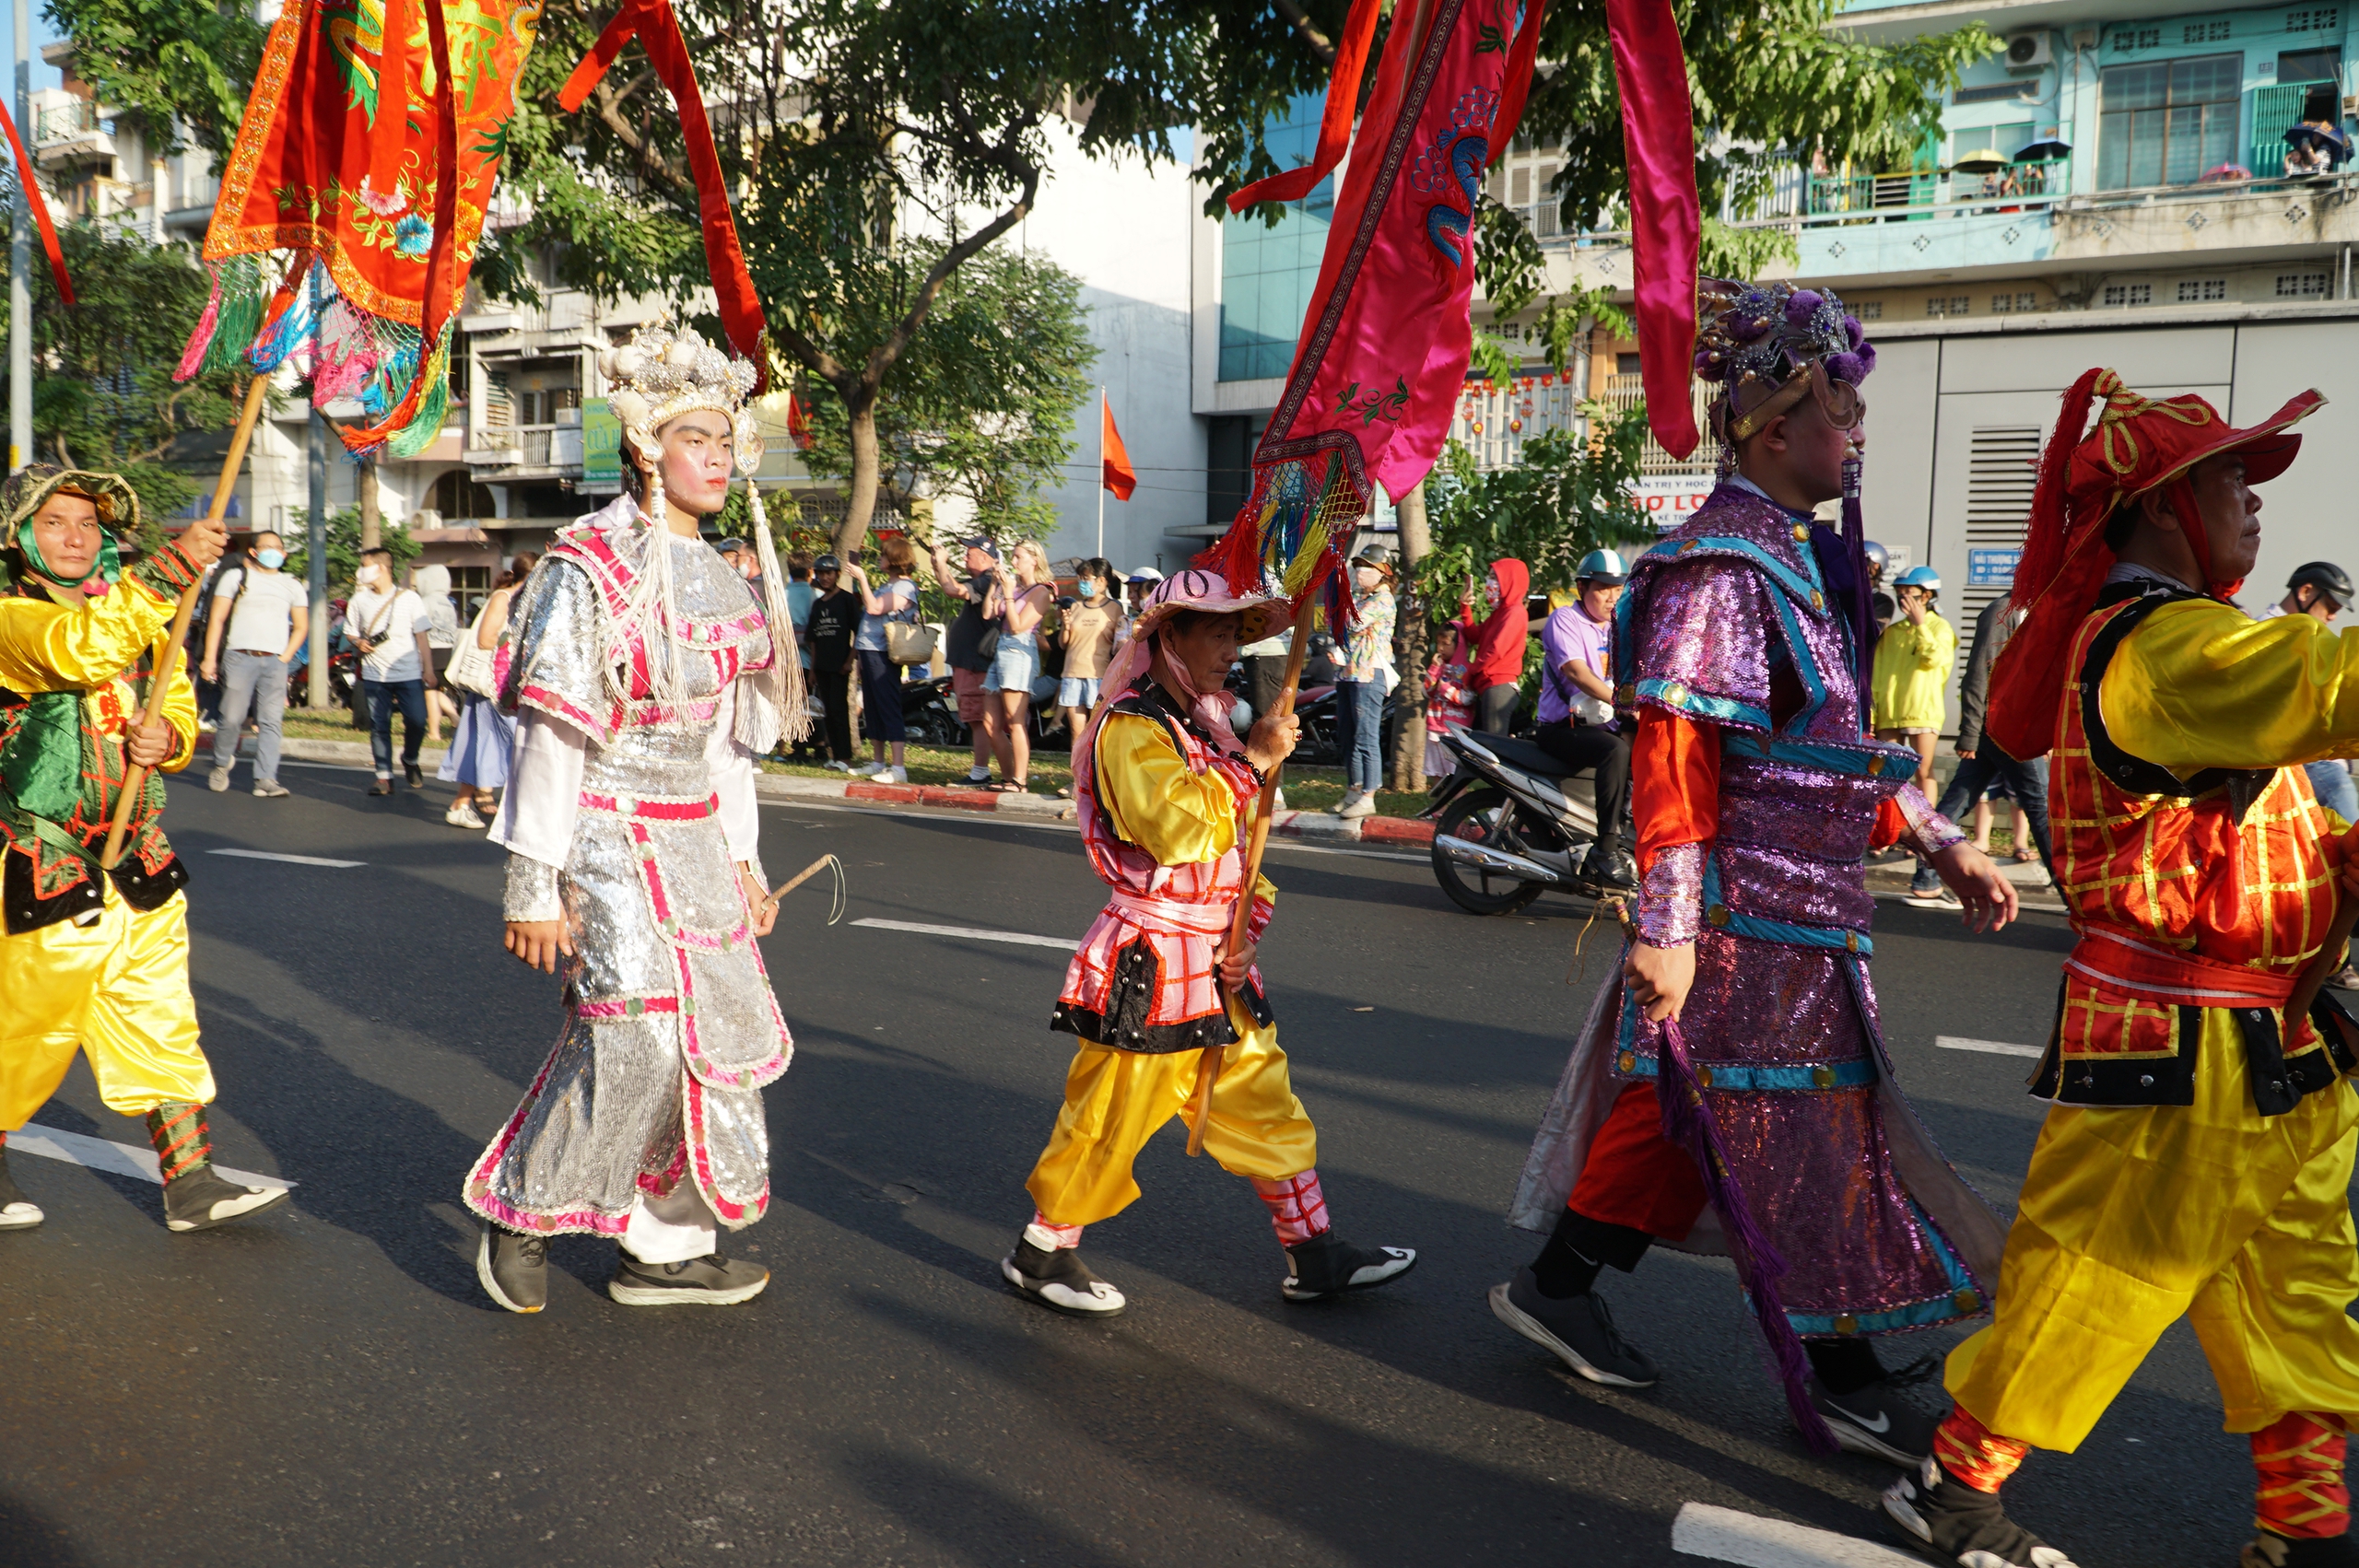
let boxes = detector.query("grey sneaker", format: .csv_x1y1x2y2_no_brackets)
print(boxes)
252,779,290,799
608,1251,769,1306
1488,1267,1660,1387
477,1223,549,1314
207,766,232,792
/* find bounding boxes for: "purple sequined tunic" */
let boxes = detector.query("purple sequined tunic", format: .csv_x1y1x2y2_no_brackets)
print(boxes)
1510,482,2006,1338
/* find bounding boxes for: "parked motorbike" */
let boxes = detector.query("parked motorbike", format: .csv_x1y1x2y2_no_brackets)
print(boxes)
897,673,966,749
1424,729,1615,916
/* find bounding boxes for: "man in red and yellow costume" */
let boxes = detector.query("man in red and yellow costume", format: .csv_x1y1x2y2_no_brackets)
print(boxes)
1882,370,2359,1568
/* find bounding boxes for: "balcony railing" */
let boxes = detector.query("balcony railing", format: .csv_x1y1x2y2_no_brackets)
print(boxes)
34,100,100,144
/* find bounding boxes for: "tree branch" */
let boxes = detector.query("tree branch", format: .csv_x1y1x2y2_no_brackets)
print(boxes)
1271,0,1338,66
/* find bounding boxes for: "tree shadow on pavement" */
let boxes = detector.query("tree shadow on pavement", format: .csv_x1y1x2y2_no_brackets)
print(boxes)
0,1492,95,1568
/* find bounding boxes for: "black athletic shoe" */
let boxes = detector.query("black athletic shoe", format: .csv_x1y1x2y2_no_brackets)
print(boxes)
0,1146,41,1230
608,1252,769,1306
2244,1532,2359,1568
1883,1457,2080,1566
1811,1355,1945,1469
1578,845,1637,895
1488,1267,1661,1387
477,1223,549,1314
405,762,424,787
162,1165,290,1232
1001,1236,1126,1316
1282,1230,1415,1301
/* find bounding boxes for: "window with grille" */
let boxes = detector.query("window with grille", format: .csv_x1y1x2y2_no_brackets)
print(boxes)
2288,7,2339,30
1926,296,1971,317
2179,278,2227,300
2111,26,2161,50
2278,272,2331,297
1959,427,2044,680
2100,53,2242,187
1857,300,1884,320
2103,282,2154,306
2186,19,2232,41
1990,292,2041,312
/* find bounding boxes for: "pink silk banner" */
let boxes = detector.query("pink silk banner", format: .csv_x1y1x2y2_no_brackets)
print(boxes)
1604,0,1701,459
1205,0,1544,603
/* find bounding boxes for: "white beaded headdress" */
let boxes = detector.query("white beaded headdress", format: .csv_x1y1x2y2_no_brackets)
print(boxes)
594,322,805,747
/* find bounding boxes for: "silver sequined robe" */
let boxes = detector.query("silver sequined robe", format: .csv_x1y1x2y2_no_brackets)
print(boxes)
464,497,791,1238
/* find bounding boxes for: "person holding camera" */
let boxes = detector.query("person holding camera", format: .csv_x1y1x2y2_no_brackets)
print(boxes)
340,547,440,797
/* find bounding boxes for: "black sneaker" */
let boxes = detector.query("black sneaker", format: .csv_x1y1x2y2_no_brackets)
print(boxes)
1000,1237,1127,1317
1884,1457,2079,1566
0,1145,41,1230
608,1251,769,1306
1811,1355,1944,1468
2244,1533,2359,1568
477,1223,549,1314
405,762,424,787
1488,1267,1661,1387
162,1165,290,1232
1282,1230,1416,1300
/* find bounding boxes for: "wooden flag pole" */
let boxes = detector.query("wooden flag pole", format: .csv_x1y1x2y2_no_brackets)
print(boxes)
1187,626,1312,1157
100,373,271,870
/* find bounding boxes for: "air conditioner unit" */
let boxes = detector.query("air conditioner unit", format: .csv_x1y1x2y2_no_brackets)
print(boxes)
2006,31,2054,69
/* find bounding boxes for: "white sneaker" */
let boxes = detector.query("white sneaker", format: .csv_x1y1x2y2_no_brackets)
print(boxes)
882,766,908,784
1332,788,1365,817
207,766,231,792
850,760,886,778
445,802,486,829
1338,790,1378,819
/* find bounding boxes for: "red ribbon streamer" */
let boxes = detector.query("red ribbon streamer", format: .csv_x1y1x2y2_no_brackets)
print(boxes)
0,99,74,307
1485,0,1551,170
1226,0,1384,212
1603,0,1699,459
559,0,768,386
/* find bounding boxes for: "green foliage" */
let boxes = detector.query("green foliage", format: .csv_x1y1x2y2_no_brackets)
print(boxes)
793,244,1097,543
41,0,264,165
283,506,420,592
0,218,248,541
1415,406,1654,619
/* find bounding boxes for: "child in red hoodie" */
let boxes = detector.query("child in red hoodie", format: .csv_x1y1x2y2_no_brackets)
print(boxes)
1462,557,1531,733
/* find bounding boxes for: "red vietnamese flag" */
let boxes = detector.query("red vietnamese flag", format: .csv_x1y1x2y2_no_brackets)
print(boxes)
1101,393,1137,500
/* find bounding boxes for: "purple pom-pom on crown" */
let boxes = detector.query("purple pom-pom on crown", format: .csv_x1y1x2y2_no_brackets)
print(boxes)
1730,314,1771,343
1784,289,1824,324
1825,351,1864,385
1844,316,1865,350
1856,341,1877,376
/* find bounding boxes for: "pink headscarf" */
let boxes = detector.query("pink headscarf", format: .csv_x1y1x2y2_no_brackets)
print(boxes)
1069,568,1287,802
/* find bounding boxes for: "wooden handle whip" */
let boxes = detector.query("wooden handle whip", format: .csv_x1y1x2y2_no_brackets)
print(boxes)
1188,628,1311,1157
101,374,272,870
767,854,838,903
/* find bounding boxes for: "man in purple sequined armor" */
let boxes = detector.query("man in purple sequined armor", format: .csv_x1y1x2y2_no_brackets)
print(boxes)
1494,280,2022,1467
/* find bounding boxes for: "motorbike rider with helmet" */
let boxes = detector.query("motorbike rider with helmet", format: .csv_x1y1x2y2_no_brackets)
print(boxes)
2263,561,2359,865
1535,549,1636,891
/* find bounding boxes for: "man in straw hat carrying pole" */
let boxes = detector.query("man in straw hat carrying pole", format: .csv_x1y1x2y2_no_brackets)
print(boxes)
1496,281,2022,1467
0,467,289,1235
1882,372,2359,1568
999,569,1416,1316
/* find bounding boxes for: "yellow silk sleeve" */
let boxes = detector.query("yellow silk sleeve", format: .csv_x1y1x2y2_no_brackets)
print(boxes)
0,579,180,694
158,664,197,773
2101,598,2359,773
1096,712,1240,864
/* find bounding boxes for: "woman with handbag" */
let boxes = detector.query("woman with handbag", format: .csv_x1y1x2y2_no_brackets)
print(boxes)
847,535,922,783
437,553,535,828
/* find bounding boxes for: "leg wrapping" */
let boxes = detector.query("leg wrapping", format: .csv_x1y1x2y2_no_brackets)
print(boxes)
1251,1169,1330,1246
146,1101,211,1184
2254,1411,2352,1540
1933,1404,2032,1494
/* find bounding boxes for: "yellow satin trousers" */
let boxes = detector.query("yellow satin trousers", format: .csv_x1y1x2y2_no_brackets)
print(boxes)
1027,1000,1319,1228
0,891,213,1131
1947,1007,2359,1450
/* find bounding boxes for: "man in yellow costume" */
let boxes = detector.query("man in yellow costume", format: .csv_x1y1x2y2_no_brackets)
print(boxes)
1002,569,1415,1316
0,466,285,1235
1880,371,2359,1568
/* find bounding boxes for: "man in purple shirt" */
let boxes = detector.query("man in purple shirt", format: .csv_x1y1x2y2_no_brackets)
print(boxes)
1536,550,1633,892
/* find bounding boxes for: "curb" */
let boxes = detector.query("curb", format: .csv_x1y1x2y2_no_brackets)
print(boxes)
273,735,451,768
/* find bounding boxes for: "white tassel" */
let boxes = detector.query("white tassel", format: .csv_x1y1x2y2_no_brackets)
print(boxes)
607,447,688,716
747,485,810,744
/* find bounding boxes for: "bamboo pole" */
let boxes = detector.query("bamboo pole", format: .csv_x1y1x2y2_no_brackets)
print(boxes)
100,373,271,870
1187,626,1311,1157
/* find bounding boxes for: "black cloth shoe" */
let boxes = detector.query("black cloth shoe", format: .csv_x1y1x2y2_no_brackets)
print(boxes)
161,1165,289,1232
1488,1266,1661,1387
1810,1354,1945,1469
369,777,393,796
477,1223,548,1314
1282,1230,1415,1301
405,762,424,787
0,1145,41,1230
608,1251,769,1306
2244,1533,2359,1568
1001,1237,1127,1317
1884,1457,2079,1566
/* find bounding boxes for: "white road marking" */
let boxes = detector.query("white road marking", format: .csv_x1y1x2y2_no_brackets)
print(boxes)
1936,1035,2045,1059
850,918,1079,951
8,1123,295,1191
207,848,367,869
1672,1503,1919,1566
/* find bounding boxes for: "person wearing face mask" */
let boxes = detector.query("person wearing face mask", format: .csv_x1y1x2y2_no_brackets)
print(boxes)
464,323,806,1317
1333,544,1396,819
1461,556,1531,736
0,465,291,1236
1001,570,1416,1318
1055,556,1121,744
339,548,439,796
199,529,307,798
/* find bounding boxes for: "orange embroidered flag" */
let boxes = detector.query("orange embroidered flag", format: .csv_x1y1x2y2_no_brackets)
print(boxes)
1102,394,1137,501
178,0,544,458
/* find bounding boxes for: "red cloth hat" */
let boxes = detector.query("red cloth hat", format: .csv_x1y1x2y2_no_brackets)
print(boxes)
1985,368,2324,761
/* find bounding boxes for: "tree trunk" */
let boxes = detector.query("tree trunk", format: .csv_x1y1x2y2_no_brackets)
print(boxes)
833,394,882,560
358,458,381,549
1388,480,1433,792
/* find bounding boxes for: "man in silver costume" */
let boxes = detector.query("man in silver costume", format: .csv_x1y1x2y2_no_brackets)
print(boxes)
463,324,808,1314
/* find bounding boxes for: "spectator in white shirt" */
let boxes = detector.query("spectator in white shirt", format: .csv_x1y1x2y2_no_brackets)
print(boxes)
198,529,308,798
340,546,440,796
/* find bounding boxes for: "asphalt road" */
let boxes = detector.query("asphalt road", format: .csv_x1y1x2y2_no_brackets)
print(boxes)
0,755,2278,1567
